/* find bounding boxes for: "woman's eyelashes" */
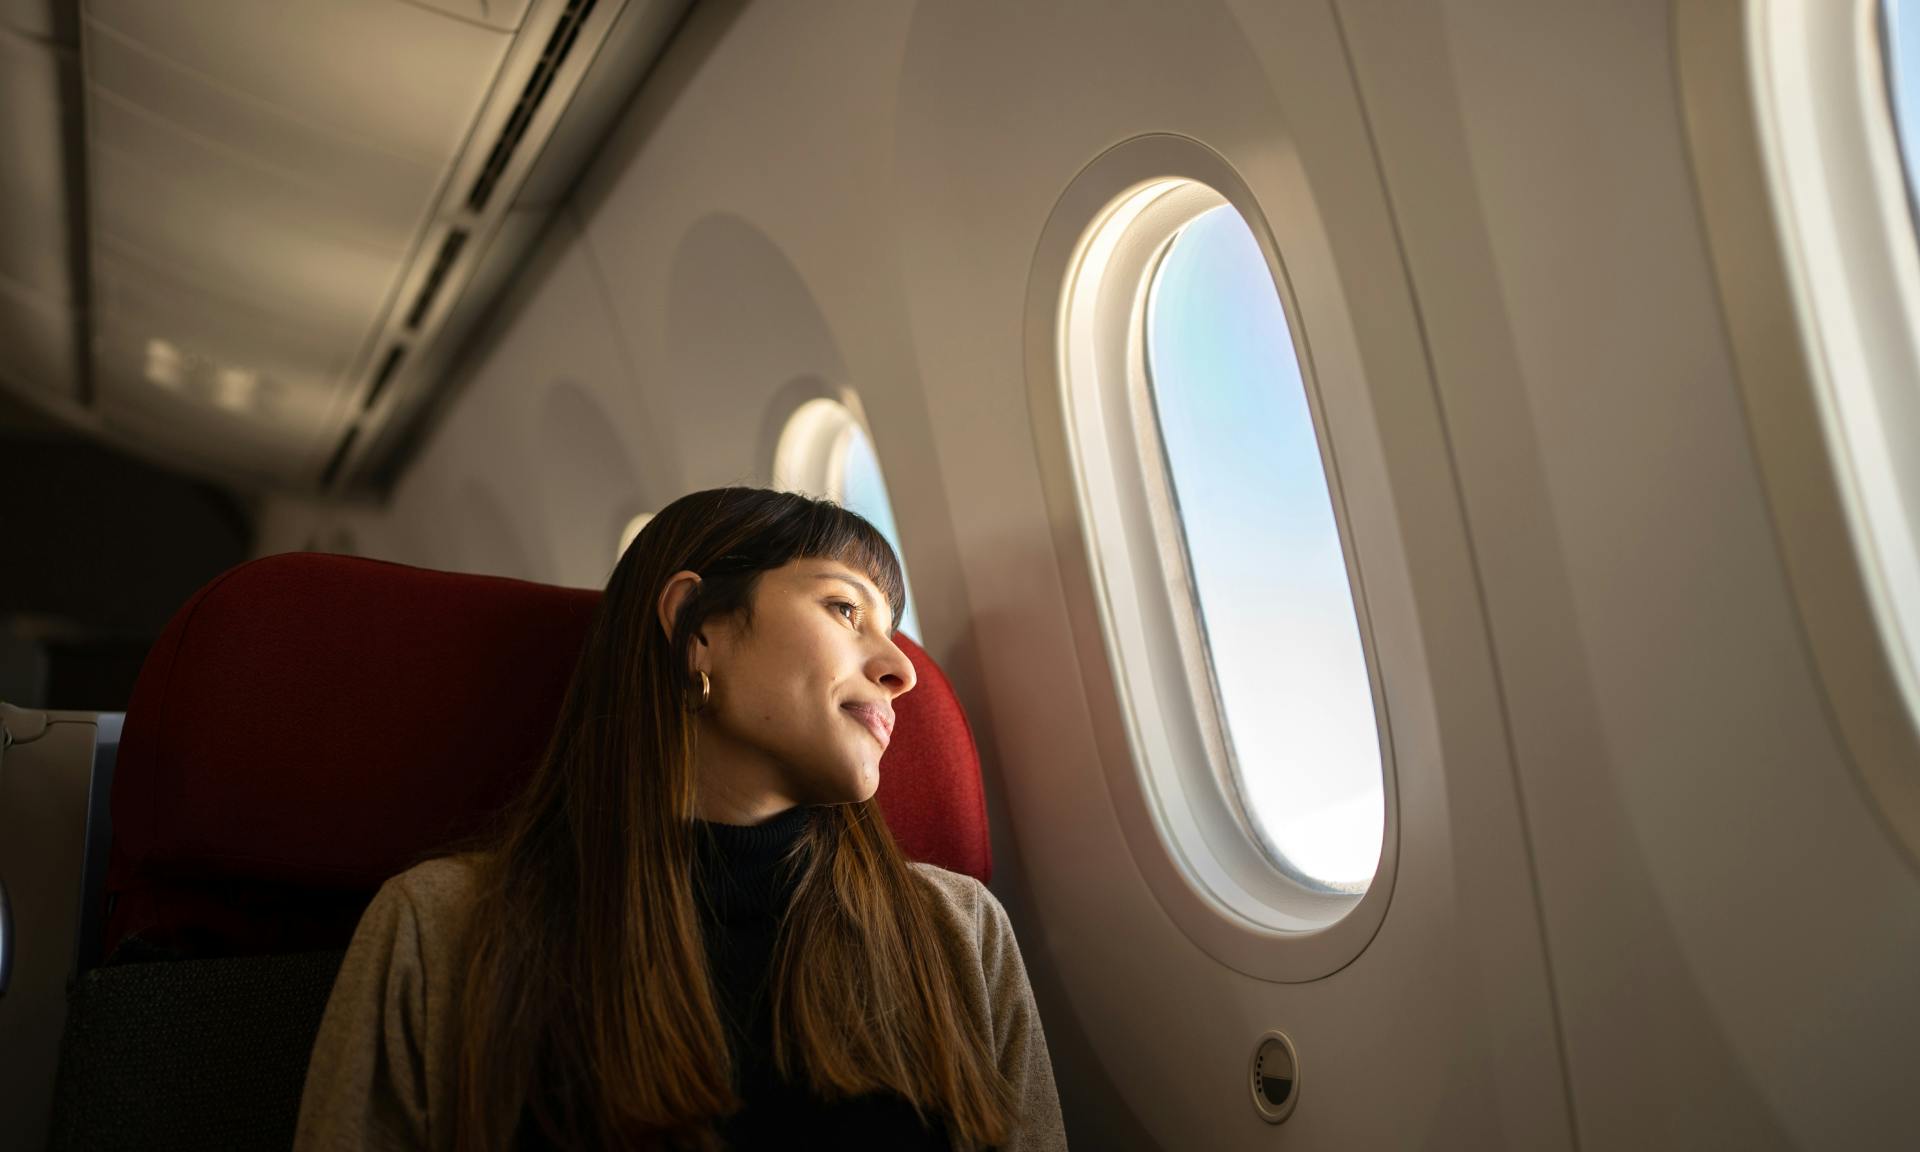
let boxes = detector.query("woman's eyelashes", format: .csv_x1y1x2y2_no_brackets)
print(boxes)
829,599,863,627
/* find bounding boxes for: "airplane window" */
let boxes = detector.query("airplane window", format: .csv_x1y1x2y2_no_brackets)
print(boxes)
1144,204,1384,892
774,399,920,639
1038,145,1401,961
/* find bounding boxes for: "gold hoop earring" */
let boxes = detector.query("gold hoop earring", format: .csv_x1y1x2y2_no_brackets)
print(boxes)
691,669,711,713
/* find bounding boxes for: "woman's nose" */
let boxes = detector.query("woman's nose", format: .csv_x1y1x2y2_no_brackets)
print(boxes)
877,637,917,697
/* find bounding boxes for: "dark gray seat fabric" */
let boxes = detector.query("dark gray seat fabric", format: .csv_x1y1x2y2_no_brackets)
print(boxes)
47,949,345,1152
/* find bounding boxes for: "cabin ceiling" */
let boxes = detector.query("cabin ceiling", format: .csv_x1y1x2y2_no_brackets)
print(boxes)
0,0,689,497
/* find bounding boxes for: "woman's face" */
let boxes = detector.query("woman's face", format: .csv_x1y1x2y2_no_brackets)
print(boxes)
662,556,917,822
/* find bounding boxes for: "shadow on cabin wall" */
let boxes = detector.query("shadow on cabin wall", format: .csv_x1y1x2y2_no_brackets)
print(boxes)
0,391,252,712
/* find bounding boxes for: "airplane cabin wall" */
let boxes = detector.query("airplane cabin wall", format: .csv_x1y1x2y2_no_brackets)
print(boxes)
254,1,1920,1148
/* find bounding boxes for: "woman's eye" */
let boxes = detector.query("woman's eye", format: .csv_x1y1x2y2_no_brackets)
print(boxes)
832,601,859,623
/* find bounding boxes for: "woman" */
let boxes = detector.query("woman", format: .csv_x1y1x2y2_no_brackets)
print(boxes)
293,487,1067,1151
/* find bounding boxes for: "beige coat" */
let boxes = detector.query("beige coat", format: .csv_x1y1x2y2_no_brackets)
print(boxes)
292,856,1069,1151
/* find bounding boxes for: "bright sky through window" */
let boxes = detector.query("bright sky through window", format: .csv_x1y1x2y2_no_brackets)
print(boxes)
842,424,920,640
1145,205,1384,890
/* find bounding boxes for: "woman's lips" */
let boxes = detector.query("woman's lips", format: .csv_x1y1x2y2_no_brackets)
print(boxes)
841,702,892,748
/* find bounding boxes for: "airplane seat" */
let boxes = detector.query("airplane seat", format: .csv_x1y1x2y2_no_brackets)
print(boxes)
45,551,992,1151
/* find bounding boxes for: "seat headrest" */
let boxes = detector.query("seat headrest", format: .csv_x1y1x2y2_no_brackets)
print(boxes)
106,553,990,956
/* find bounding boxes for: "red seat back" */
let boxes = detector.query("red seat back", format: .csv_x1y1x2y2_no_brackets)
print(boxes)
105,553,991,958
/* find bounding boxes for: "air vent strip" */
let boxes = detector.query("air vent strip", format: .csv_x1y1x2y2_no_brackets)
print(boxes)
467,0,600,213
319,0,665,495
404,228,469,331
361,345,406,413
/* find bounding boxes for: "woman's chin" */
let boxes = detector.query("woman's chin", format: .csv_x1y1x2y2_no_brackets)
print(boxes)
837,760,882,805
832,769,879,805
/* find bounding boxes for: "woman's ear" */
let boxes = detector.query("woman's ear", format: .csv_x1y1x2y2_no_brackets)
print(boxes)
656,570,703,646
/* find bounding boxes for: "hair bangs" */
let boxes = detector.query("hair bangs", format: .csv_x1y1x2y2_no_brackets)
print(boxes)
791,501,908,635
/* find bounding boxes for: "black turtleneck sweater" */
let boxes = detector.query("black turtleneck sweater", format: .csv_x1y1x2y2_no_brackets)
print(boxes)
692,806,953,1151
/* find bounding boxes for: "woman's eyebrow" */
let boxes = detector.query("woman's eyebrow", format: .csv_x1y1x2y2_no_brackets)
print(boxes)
811,572,879,610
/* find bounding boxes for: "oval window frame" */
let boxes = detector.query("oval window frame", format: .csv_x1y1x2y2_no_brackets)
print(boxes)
1024,134,1403,981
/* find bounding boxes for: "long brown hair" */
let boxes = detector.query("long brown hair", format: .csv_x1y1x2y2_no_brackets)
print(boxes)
454,487,1015,1150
